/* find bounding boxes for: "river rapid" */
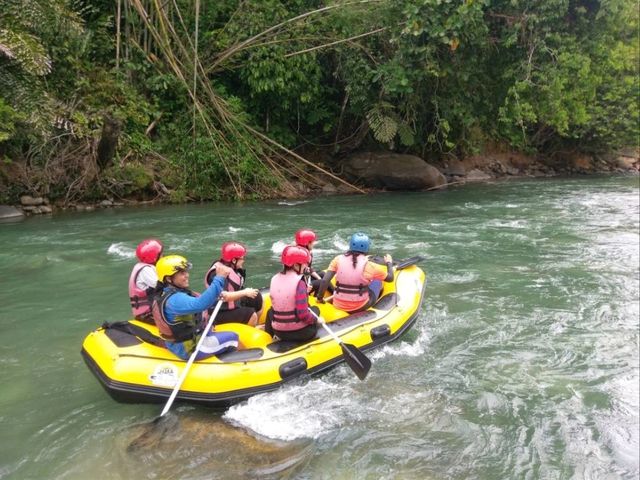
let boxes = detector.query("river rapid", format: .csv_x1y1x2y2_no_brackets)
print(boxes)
0,175,638,479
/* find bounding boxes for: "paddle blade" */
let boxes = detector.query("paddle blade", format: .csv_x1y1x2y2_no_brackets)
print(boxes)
127,413,176,452
340,343,372,381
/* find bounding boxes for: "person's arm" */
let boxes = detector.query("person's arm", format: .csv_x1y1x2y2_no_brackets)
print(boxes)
383,254,394,282
295,279,312,324
223,287,259,302
136,265,159,291
166,276,226,316
316,270,335,301
364,254,394,284
316,257,337,300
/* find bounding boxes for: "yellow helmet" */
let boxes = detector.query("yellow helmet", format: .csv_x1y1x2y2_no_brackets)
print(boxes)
156,255,192,282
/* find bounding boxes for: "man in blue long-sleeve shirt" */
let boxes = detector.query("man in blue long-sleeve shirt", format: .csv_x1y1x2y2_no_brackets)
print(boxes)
152,255,238,360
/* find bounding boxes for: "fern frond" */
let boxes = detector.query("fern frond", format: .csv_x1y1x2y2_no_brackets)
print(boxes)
366,105,398,144
0,29,51,76
397,122,415,146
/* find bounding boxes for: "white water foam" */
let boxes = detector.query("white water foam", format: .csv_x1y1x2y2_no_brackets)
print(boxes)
225,318,432,442
330,234,349,251
269,239,343,259
277,200,309,206
405,241,430,250
434,272,479,284
270,240,289,256
369,317,430,361
369,338,426,361
224,378,361,441
486,219,530,229
107,243,135,260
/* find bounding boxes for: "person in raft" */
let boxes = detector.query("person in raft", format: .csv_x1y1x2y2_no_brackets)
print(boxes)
128,238,163,322
266,245,318,342
315,232,394,313
204,242,263,327
152,255,238,360
294,228,333,296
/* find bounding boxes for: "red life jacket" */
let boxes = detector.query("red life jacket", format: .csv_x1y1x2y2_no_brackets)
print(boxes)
205,261,244,310
128,263,155,319
269,270,307,331
334,253,369,304
151,287,201,342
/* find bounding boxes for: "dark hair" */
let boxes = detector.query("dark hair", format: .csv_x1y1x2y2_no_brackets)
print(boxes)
345,251,364,268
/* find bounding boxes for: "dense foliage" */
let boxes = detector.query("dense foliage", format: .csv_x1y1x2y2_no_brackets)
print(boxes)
0,0,637,203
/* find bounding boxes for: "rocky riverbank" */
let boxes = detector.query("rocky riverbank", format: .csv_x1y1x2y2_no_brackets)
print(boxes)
2,148,638,220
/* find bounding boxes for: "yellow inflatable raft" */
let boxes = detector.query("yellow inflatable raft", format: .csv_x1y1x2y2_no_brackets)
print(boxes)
81,257,426,407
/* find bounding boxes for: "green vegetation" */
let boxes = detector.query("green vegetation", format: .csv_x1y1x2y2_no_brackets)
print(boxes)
0,0,637,204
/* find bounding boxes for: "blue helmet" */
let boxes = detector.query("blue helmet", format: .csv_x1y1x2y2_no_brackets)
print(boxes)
349,232,370,253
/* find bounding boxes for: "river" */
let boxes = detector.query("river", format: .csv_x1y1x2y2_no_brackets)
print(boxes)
0,175,638,479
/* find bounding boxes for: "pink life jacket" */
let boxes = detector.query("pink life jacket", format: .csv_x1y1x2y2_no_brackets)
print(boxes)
128,263,154,319
205,261,244,310
334,253,369,304
269,270,307,331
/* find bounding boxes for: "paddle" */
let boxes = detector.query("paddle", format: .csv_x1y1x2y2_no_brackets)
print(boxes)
309,310,371,381
159,300,223,417
369,254,424,270
395,255,425,270
127,300,224,451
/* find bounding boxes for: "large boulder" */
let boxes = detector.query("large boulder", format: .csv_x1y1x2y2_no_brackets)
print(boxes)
0,205,25,221
342,152,446,190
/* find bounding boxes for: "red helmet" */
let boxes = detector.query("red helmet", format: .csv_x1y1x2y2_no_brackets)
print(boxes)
281,245,311,267
295,229,317,248
136,239,163,264
221,242,247,262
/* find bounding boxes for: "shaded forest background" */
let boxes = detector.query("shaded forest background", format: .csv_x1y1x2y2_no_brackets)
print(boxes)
0,0,638,204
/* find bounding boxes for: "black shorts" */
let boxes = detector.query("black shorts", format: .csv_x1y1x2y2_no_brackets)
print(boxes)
239,293,263,312
213,307,256,325
274,323,318,342
209,292,263,325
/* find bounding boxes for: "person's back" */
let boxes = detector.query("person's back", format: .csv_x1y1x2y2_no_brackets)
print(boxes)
128,238,163,321
267,246,317,342
330,252,371,312
317,233,393,313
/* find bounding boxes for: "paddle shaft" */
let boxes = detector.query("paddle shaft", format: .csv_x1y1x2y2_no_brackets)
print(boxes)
160,300,223,417
318,318,345,344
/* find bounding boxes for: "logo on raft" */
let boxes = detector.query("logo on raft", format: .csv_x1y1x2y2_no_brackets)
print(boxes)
149,363,179,387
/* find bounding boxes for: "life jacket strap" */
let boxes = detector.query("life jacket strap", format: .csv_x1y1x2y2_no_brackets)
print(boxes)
335,282,366,294
271,309,298,322
129,295,152,308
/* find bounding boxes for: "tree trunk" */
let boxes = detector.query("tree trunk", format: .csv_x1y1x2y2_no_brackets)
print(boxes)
96,114,122,171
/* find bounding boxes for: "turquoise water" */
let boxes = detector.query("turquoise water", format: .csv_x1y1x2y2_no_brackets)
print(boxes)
0,175,638,479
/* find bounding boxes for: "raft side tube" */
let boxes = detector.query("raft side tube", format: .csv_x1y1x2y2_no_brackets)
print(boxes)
279,357,308,379
215,323,273,349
